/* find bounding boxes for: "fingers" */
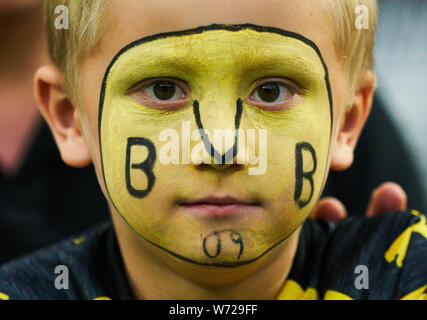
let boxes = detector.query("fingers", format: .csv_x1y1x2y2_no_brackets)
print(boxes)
365,182,407,217
311,182,407,222
310,197,347,222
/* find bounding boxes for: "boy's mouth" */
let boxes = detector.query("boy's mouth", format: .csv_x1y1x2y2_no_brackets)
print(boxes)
177,195,263,218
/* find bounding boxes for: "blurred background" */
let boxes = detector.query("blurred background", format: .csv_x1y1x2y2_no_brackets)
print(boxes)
375,0,427,198
0,0,426,265
323,0,427,214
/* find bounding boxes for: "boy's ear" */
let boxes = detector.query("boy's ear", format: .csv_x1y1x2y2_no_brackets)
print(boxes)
330,70,376,171
34,65,91,168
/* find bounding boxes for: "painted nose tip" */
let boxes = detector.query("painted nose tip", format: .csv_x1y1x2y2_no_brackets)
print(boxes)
193,98,243,168
211,162,234,170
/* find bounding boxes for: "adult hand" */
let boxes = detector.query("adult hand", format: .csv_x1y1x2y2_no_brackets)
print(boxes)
311,182,407,221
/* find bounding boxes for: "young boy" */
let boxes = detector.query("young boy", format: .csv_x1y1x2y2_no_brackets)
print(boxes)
0,0,425,300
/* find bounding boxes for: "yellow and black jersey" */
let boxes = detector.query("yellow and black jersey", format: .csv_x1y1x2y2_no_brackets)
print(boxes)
0,210,425,300
278,210,427,300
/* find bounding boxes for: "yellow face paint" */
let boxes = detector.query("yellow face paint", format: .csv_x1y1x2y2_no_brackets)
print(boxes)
99,24,332,267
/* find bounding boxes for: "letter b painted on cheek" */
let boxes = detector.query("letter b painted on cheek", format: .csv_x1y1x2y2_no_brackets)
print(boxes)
294,142,317,208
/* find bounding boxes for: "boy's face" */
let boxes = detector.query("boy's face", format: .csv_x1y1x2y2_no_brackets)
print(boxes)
78,0,350,267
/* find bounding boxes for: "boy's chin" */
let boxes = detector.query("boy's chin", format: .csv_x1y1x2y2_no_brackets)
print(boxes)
165,247,271,269
146,228,291,269
116,207,304,269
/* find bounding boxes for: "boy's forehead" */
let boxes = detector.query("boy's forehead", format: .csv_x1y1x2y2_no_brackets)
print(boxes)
103,0,334,62
106,27,326,81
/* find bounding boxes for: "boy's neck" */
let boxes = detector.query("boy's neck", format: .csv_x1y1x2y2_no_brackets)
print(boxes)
112,212,301,300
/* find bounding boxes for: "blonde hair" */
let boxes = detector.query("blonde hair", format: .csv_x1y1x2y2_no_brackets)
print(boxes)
44,0,107,104
321,0,377,95
44,0,376,104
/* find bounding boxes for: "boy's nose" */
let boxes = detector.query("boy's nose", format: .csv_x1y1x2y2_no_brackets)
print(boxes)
192,98,243,167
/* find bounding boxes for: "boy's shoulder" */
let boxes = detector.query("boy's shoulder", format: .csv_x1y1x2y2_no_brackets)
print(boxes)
0,221,132,300
284,210,427,300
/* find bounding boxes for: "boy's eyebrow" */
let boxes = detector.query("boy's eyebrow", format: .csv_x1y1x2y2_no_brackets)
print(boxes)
106,23,328,77
128,49,320,74
109,23,324,61
114,42,323,85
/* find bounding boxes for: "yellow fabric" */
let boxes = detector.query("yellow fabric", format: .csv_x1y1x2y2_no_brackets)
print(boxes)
277,279,355,300
384,210,427,268
0,292,9,300
323,290,353,300
93,296,112,300
400,285,427,300
276,279,318,300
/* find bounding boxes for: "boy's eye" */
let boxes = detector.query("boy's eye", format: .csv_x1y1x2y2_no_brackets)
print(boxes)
146,80,184,101
249,79,301,110
254,83,282,102
127,78,190,110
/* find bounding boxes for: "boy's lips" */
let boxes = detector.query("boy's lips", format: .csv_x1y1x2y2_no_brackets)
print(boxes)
177,195,263,218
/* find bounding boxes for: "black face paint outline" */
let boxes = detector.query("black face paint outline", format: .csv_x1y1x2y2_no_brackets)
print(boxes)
98,24,333,268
